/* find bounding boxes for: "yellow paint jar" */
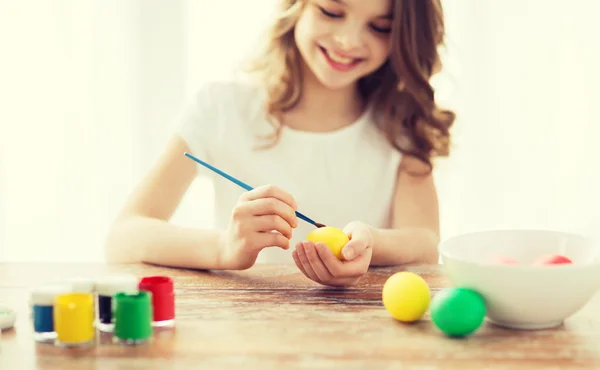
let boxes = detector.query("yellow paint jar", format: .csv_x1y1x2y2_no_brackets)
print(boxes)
54,293,95,346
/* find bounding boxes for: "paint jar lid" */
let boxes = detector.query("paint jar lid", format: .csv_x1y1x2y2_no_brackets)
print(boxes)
139,276,173,296
95,274,139,296
114,291,153,341
63,277,96,293
30,284,73,306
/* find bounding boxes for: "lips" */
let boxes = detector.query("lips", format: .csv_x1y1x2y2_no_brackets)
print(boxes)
319,46,363,72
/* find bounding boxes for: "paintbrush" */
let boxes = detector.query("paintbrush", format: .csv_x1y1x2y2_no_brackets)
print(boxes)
184,152,325,228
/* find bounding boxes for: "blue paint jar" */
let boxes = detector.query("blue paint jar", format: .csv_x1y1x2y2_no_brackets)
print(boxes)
30,284,72,343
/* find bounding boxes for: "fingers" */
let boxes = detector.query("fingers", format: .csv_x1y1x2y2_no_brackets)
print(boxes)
341,222,374,260
249,198,298,229
316,242,369,278
232,185,298,241
252,231,290,251
241,184,298,210
303,242,332,282
341,239,368,261
225,185,299,268
342,221,360,235
293,246,310,278
294,242,368,287
294,242,319,281
253,215,293,239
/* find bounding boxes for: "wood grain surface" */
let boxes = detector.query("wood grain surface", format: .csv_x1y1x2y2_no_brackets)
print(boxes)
0,263,598,369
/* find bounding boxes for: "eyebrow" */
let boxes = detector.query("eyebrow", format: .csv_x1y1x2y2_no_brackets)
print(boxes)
329,0,393,19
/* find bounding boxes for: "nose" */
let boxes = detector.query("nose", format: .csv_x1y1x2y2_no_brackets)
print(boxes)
332,23,363,52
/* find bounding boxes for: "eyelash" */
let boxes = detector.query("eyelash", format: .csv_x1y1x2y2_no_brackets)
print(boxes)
372,25,391,34
317,6,391,34
319,6,342,18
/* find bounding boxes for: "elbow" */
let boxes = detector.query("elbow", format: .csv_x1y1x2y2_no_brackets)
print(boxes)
103,217,141,264
422,247,440,264
103,223,126,263
421,229,440,264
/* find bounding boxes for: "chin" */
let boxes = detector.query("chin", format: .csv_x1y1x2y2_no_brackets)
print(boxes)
314,74,357,90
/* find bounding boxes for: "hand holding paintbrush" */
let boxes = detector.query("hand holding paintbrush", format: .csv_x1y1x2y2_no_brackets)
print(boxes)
184,152,325,228
184,152,325,269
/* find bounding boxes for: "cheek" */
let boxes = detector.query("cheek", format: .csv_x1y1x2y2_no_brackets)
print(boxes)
294,21,315,62
295,13,320,45
294,17,308,44
370,38,391,63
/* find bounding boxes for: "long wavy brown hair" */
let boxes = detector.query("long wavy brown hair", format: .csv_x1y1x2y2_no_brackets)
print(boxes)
245,0,455,173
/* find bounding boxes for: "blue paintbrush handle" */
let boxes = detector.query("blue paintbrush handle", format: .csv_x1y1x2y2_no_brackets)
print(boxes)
185,152,253,191
184,152,320,227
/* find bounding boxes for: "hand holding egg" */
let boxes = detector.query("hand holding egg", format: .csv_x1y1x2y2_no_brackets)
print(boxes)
293,222,373,287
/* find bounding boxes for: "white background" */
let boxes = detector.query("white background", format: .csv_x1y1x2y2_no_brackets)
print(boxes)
1,0,599,262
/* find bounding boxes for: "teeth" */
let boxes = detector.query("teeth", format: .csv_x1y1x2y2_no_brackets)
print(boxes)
326,49,354,65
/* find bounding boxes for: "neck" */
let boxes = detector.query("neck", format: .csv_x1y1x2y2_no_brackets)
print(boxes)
283,62,365,132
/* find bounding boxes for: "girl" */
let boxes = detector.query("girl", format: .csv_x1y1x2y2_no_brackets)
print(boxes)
105,0,455,287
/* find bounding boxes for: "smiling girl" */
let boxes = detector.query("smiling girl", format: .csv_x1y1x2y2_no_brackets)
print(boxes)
106,0,455,287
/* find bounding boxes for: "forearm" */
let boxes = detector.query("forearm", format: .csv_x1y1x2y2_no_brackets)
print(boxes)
105,215,225,270
370,227,440,266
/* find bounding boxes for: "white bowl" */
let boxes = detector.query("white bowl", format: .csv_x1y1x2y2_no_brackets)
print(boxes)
439,229,600,330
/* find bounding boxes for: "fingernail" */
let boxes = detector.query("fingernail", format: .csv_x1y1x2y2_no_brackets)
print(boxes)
343,248,355,260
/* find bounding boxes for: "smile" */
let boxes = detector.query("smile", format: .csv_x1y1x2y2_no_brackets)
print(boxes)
319,46,363,71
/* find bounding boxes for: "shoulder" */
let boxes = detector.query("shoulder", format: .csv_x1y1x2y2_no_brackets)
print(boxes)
187,79,264,119
361,110,403,162
174,78,265,136
173,79,268,158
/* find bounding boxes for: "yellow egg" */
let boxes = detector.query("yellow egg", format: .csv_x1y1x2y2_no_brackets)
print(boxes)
306,226,349,260
382,272,431,322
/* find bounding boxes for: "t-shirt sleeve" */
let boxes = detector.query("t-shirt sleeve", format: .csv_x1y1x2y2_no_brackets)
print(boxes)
171,83,221,163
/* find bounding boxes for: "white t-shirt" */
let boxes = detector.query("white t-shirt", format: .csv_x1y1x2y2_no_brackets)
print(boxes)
174,80,402,263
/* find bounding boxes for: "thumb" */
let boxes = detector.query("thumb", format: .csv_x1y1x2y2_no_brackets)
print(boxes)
341,224,373,261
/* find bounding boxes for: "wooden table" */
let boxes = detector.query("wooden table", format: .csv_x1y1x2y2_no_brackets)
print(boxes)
0,263,599,369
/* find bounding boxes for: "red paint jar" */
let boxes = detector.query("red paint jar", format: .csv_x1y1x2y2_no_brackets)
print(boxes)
138,276,175,327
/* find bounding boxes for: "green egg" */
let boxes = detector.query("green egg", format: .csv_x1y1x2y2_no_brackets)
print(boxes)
430,287,486,337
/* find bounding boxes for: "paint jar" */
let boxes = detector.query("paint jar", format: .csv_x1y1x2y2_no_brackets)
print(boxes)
94,274,138,332
139,276,175,327
30,284,72,343
54,293,95,347
114,291,153,345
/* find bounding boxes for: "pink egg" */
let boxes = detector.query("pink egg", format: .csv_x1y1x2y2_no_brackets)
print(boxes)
489,254,520,265
531,254,573,266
